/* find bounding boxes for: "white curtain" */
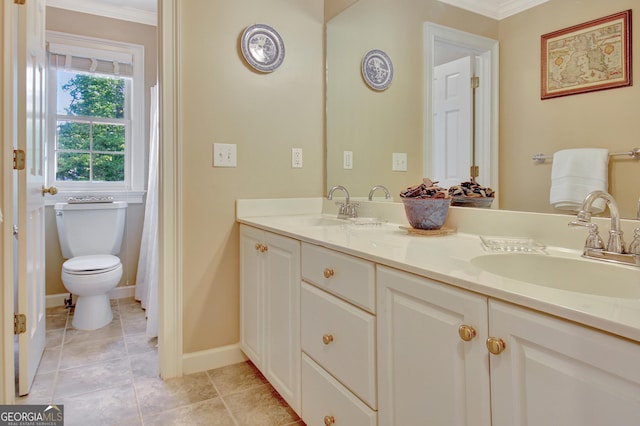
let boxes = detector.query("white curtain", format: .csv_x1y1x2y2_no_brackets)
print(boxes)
136,84,159,338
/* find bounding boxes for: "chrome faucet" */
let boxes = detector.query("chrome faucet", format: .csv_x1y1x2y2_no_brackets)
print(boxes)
368,185,391,201
629,196,640,254
327,185,358,219
569,190,639,266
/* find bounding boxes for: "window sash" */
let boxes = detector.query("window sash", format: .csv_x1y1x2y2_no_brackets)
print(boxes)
46,31,146,193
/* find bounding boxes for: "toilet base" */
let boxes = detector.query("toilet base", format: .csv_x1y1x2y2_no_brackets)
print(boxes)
72,294,113,330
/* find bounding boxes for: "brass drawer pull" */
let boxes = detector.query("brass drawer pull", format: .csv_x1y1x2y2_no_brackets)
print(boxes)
324,415,335,425
323,268,335,279
322,334,334,345
486,337,506,355
458,324,477,342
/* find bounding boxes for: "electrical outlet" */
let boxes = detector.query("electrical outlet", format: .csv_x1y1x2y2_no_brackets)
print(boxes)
343,151,353,169
213,143,237,167
392,152,407,171
292,148,303,168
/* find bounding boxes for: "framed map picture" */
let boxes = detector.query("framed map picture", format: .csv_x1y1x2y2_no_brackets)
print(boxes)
541,10,631,99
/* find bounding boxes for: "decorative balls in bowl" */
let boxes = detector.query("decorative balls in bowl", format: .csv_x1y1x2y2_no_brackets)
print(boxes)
449,181,495,208
400,178,451,230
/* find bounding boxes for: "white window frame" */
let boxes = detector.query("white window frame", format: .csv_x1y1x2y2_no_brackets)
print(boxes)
46,31,145,203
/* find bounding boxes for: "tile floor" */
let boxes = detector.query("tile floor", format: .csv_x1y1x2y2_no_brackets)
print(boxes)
16,298,304,426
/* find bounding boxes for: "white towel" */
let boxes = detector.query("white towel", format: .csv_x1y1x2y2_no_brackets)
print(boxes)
549,148,609,213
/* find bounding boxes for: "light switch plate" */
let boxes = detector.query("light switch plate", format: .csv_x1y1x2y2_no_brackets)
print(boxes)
392,152,407,171
213,143,237,167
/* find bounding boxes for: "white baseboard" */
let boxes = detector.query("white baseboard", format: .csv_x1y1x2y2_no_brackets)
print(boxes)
182,343,248,375
46,285,137,308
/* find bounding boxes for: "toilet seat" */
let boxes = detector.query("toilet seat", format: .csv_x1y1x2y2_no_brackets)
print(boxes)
63,254,121,275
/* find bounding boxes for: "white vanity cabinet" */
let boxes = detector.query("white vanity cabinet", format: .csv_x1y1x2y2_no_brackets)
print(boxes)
300,242,377,426
377,266,492,426
378,265,640,426
489,299,640,426
239,225,301,414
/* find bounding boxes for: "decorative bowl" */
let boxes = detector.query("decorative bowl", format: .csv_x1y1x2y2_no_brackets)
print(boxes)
401,197,451,230
451,196,494,208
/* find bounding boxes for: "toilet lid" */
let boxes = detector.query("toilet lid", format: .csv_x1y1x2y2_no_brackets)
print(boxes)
63,255,121,274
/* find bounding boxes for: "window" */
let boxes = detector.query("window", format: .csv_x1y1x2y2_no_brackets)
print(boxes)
47,32,145,194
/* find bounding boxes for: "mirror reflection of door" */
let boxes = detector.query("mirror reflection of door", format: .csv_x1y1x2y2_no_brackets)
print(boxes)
433,55,473,188
424,23,498,195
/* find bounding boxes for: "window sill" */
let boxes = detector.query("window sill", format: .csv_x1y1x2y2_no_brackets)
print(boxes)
44,190,146,206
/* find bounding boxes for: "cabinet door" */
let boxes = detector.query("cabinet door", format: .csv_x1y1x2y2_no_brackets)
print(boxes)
264,232,301,414
377,266,491,426
239,225,264,366
489,300,640,426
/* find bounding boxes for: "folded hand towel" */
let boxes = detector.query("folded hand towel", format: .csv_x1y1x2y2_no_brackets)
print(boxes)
549,148,609,213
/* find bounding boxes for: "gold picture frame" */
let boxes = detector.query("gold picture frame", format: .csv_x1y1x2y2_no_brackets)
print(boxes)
541,10,632,99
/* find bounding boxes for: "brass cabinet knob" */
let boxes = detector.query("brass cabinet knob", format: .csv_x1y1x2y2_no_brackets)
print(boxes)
255,243,262,251
458,324,477,342
260,244,268,253
323,268,335,279
322,334,334,345
486,337,506,355
41,186,58,196
324,415,335,425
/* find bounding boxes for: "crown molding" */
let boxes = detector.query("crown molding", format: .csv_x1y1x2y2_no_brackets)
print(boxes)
438,0,549,20
46,0,157,26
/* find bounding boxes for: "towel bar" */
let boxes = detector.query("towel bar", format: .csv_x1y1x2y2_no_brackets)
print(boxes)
532,148,640,164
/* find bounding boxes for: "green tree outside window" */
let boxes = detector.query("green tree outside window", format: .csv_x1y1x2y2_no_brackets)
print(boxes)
56,73,127,182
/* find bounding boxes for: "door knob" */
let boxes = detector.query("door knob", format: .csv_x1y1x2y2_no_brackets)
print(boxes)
458,324,477,342
323,268,335,279
486,337,506,355
324,415,335,425
322,334,334,345
41,186,58,196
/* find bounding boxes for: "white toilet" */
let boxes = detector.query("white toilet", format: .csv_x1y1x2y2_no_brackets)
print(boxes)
54,201,128,330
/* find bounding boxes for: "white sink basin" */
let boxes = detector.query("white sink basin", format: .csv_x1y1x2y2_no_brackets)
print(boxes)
471,253,640,298
277,216,346,228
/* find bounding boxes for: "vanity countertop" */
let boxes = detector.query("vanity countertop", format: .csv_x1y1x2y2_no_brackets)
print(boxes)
237,198,640,343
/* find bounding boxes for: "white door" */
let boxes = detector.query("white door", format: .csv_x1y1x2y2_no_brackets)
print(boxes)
377,266,491,426
489,300,640,426
16,0,47,396
263,232,300,414
433,56,473,188
239,225,264,366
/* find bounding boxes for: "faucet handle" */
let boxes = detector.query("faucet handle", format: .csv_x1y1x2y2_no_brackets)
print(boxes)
347,202,359,218
584,224,605,250
628,228,640,254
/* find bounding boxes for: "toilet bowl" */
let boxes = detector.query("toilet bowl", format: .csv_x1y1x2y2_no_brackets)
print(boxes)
55,201,128,331
62,255,123,330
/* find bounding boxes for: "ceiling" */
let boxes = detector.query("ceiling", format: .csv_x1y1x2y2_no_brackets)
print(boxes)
46,0,158,26
46,0,548,25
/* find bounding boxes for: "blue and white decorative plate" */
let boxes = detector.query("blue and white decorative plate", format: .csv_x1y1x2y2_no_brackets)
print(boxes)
361,49,394,91
241,24,285,73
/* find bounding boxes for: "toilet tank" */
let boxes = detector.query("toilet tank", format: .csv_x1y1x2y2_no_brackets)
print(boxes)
54,201,128,259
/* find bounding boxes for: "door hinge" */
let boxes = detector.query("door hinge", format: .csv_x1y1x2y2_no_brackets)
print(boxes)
13,149,26,170
471,76,480,89
14,313,26,335
470,165,479,178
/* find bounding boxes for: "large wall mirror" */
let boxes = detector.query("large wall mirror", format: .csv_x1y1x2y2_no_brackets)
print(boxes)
326,0,640,219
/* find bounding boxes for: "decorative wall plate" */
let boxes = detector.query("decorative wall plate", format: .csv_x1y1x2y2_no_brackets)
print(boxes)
361,49,394,90
241,24,285,72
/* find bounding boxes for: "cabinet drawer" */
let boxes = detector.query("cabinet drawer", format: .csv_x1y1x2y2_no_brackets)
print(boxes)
302,354,377,426
302,243,375,313
301,282,377,409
